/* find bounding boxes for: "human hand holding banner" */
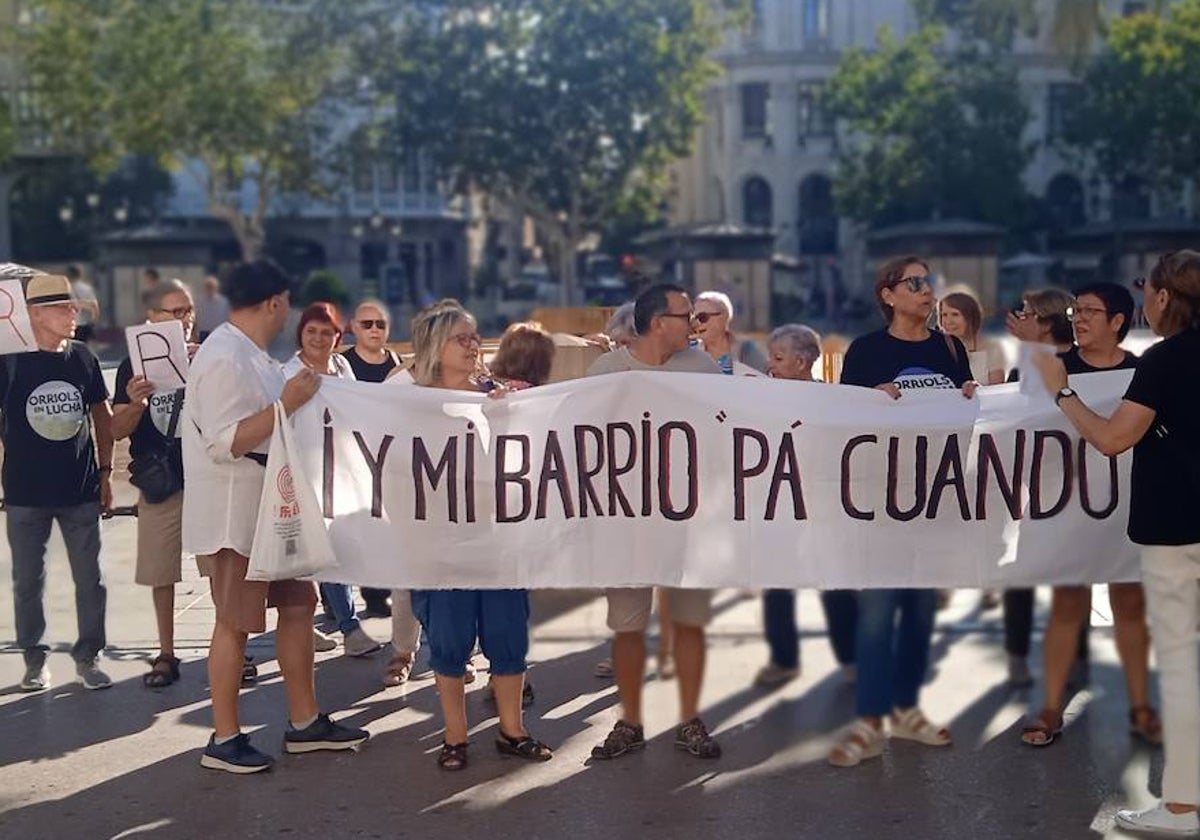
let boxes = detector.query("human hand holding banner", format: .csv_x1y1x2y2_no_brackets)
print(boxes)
126,320,190,390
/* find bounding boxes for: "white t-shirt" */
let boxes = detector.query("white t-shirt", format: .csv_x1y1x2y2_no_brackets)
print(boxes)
181,322,287,557
968,337,1007,385
282,352,356,381
586,346,721,376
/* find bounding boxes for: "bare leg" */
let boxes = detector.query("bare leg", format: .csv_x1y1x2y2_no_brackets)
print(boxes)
276,604,319,724
613,630,647,725
152,585,175,658
1041,587,1090,713
491,673,528,738
436,674,469,744
655,588,674,662
209,620,248,738
673,624,705,721
1109,582,1152,710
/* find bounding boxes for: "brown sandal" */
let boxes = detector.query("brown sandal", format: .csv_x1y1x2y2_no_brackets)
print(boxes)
1020,708,1063,747
437,742,468,771
1130,706,1163,746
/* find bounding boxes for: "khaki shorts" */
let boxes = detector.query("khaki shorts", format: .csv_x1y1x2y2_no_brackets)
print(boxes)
606,587,714,633
135,491,184,587
204,548,317,634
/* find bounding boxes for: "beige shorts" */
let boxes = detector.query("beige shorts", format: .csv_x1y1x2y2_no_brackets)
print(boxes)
135,491,184,587
204,548,317,634
606,587,714,633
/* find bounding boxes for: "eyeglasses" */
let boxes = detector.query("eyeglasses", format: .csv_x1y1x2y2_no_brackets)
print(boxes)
157,306,194,319
358,319,388,330
450,332,482,348
888,275,931,293
693,311,724,324
1067,305,1109,321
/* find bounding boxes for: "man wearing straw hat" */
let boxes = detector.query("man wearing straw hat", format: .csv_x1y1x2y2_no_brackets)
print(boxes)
0,273,113,692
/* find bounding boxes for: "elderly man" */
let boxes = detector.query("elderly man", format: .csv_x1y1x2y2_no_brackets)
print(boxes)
1,274,113,691
184,259,368,773
586,283,723,761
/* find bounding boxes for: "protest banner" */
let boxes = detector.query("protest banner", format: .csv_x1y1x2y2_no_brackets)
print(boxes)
276,370,1139,589
0,279,37,356
126,320,189,390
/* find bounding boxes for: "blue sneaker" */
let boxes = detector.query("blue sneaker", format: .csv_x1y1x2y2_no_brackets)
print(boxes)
200,733,274,774
283,713,369,754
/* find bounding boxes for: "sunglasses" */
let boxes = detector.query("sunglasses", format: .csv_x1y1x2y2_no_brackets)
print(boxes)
888,275,931,293
358,319,388,330
157,306,194,319
450,332,482,348
693,311,724,324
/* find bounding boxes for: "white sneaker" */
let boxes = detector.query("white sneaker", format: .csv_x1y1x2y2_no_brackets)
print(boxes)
343,627,383,658
20,662,50,692
1115,802,1200,836
754,662,799,687
75,658,112,690
312,628,337,653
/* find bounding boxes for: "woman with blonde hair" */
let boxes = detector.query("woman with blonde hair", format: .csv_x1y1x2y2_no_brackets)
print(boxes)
406,299,552,771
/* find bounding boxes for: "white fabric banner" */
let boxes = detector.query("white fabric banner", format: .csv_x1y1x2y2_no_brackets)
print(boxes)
284,370,1139,589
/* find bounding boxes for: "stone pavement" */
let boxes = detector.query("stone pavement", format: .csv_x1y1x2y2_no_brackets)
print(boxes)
0,482,1170,839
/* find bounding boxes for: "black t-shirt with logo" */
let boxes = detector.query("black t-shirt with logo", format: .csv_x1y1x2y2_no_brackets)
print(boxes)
0,341,109,506
340,346,399,384
114,357,184,465
1122,328,1200,546
840,329,973,390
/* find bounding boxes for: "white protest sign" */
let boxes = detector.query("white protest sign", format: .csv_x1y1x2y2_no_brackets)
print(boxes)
277,370,1140,590
126,320,190,390
0,279,37,355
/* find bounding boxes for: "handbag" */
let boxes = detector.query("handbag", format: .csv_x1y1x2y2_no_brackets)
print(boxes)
128,389,184,504
246,401,338,581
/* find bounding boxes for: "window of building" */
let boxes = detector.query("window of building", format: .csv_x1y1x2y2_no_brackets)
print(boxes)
1045,173,1085,230
743,176,773,229
740,82,769,140
797,174,837,254
797,82,831,139
803,0,830,42
1046,82,1080,141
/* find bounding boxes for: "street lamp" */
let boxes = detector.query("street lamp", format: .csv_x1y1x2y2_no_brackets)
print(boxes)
58,200,74,224
351,222,365,239
113,203,129,225
389,222,403,238
86,193,101,210
370,212,385,230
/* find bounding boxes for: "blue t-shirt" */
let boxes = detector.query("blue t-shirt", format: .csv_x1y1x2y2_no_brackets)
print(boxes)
840,329,972,390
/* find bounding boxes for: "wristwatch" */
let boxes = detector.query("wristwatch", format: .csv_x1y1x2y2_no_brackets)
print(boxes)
1054,387,1077,406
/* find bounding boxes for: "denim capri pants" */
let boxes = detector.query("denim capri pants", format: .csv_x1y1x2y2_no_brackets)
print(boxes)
410,589,530,677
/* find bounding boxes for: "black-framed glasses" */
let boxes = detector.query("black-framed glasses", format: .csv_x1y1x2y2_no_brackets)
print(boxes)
693,311,724,324
157,306,194,319
358,319,387,330
888,275,931,293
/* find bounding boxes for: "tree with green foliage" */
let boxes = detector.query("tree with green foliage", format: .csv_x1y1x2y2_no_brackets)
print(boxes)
0,100,14,164
20,0,353,260
1063,0,1200,202
362,0,743,303
824,25,1033,231
301,269,351,309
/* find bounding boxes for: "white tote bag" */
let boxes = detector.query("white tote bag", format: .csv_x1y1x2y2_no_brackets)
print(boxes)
247,401,338,581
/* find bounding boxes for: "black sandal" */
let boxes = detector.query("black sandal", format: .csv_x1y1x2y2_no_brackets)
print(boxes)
143,655,180,688
241,655,258,687
495,730,553,762
437,742,469,771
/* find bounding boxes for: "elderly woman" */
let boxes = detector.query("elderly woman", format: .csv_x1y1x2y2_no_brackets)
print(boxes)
828,255,975,768
939,287,1005,385
692,291,768,374
1031,251,1200,836
408,299,552,771
112,279,197,688
489,321,556,389
283,303,383,659
752,324,842,687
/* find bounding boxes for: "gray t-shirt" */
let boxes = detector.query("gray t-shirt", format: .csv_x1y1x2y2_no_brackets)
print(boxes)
586,346,722,377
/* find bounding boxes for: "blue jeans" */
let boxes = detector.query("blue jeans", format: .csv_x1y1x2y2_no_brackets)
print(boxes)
319,582,361,636
762,590,798,669
820,589,858,666
411,589,529,677
855,588,937,717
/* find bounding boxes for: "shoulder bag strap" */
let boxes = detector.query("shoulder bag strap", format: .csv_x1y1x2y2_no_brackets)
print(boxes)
165,388,184,439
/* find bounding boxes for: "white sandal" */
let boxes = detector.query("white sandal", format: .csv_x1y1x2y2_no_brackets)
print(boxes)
890,706,952,746
827,719,885,767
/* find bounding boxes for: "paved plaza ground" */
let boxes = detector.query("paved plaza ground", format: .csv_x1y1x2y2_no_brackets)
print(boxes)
0,469,1175,840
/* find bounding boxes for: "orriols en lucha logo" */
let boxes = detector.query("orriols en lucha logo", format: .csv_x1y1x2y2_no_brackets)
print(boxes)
25,380,85,441
893,367,957,391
